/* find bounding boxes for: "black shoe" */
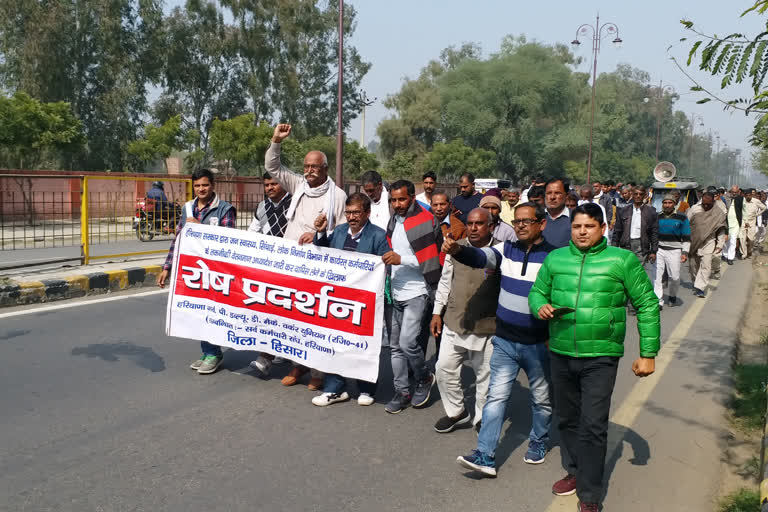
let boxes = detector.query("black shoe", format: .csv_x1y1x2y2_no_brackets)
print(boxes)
412,372,435,408
659,305,663,311
727,259,734,265
693,288,706,298
385,392,412,414
668,296,677,305
434,409,470,433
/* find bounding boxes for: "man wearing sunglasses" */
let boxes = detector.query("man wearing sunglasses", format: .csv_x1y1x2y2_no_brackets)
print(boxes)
443,202,555,476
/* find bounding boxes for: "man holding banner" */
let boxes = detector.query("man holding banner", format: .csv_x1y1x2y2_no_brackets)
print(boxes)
308,192,390,406
158,168,236,375
267,123,347,390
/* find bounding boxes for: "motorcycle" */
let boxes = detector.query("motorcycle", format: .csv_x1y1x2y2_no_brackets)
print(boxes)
133,197,182,241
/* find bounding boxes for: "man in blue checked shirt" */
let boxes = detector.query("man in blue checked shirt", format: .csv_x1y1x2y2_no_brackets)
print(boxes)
158,168,236,376
443,202,556,478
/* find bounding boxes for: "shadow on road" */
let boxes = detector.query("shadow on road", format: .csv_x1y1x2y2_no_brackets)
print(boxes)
71,342,166,372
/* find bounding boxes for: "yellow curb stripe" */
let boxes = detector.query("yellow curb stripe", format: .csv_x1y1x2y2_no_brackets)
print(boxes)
65,275,90,292
104,270,128,290
17,281,46,301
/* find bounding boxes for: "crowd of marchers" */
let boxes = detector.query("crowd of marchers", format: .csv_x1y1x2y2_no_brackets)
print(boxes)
156,123,767,512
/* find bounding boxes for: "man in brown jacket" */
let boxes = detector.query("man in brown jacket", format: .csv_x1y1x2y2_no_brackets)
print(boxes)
432,192,467,241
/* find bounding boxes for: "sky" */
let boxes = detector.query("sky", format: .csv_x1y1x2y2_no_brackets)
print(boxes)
344,0,766,167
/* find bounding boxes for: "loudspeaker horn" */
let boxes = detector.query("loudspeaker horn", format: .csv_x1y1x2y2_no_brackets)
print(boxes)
653,161,676,183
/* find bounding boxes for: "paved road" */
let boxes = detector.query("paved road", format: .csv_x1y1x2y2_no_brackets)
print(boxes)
0,261,754,511
0,239,172,270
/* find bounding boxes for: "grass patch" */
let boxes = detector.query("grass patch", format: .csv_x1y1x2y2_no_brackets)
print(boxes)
717,488,760,512
761,332,768,346
730,363,768,432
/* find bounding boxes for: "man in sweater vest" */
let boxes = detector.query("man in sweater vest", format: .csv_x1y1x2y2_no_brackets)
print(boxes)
158,168,236,375
446,202,556,477
383,180,443,414
431,208,499,433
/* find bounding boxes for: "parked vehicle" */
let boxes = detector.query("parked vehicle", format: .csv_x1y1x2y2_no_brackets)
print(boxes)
133,197,181,241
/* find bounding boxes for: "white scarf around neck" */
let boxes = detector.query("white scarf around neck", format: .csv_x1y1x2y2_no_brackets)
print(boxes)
286,176,338,231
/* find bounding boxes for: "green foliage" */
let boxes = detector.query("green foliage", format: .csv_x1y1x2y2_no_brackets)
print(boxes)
0,0,371,170
126,115,197,172
0,0,165,170
208,114,378,179
378,38,718,186
681,2,768,146
0,92,85,168
420,140,496,181
717,488,760,512
221,0,370,138
729,363,768,432
209,115,274,175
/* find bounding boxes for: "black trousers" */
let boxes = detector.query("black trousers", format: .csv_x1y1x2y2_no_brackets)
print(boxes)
550,351,620,504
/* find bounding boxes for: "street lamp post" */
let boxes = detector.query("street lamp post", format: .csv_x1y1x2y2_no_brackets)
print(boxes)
359,91,377,148
336,0,344,186
651,81,676,163
688,113,704,174
571,14,623,185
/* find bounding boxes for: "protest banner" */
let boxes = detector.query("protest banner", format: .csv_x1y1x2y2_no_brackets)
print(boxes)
165,223,385,382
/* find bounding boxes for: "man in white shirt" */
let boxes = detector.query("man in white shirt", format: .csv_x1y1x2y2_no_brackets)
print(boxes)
415,171,437,211
360,170,390,230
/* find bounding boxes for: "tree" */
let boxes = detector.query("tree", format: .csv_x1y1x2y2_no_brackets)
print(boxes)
419,139,496,181
125,115,197,173
209,114,274,175
679,1,768,142
0,92,85,169
0,0,165,171
219,0,370,138
157,1,247,163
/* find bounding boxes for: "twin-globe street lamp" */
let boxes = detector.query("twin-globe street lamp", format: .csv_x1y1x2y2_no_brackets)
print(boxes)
571,14,623,185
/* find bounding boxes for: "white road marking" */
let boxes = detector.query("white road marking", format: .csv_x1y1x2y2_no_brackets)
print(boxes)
0,289,168,319
544,272,723,510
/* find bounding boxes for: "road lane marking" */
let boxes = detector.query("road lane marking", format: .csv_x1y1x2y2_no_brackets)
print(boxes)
544,274,721,510
0,289,168,318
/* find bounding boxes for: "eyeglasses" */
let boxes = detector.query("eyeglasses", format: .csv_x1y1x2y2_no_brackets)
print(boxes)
344,210,364,217
303,164,325,171
511,218,539,226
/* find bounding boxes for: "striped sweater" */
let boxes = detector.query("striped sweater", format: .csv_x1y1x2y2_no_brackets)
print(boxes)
658,212,691,253
386,200,443,289
453,239,555,344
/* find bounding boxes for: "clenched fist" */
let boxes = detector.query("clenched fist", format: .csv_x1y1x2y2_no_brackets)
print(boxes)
272,124,292,143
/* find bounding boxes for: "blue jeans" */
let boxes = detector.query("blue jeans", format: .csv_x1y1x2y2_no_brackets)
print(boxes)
390,294,432,394
323,373,377,396
477,337,552,458
200,341,222,358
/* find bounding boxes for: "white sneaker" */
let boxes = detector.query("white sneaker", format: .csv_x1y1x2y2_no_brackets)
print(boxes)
249,356,272,377
312,392,350,407
357,393,375,406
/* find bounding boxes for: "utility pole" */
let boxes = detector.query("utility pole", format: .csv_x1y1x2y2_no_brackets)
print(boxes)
335,0,344,187
359,92,376,148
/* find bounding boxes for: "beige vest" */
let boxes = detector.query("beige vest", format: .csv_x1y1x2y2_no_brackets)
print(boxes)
443,238,500,336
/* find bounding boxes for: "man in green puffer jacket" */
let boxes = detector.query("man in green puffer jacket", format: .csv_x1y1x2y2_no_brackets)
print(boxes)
528,202,660,512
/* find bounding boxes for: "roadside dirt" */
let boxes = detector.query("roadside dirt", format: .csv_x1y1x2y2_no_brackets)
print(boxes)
716,245,768,507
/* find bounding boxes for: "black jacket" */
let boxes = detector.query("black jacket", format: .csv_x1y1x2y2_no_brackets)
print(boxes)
612,203,659,256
